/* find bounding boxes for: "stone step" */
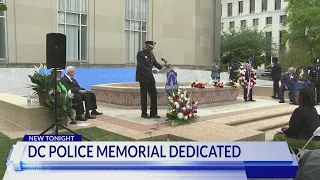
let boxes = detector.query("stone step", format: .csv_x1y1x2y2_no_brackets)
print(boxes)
210,106,295,126
236,115,290,132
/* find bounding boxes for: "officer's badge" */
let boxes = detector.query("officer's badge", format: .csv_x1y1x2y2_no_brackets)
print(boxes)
145,56,148,59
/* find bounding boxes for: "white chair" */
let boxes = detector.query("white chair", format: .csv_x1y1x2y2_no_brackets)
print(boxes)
294,126,320,159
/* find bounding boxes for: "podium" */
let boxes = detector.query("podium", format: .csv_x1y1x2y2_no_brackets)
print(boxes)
156,67,178,74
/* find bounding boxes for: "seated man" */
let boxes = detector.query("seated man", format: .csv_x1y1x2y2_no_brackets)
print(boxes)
274,87,320,150
279,67,296,103
60,66,103,120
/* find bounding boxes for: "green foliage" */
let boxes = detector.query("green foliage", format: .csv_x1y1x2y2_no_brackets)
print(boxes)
45,93,74,119
28,65,54,95
0,4,7,11
279,43,313,72
220,27,275,66
284,0,320,59
266,64,273,70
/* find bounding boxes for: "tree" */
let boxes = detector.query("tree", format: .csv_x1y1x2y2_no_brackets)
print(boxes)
284,0,320,59
0,4,6,11
220,27,275,67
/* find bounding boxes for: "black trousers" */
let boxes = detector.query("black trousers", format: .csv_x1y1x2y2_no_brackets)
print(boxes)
139,81,158,116
243,88,253,101
273,80,280,97
316,85,320,103
73,92,97,116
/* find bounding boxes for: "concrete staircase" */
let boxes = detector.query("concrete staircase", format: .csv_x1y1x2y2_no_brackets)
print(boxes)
207,105,296,141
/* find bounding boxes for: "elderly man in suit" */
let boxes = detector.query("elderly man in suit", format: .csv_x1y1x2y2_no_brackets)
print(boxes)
136,41,163,119
279,67,296,103
60,66,103,121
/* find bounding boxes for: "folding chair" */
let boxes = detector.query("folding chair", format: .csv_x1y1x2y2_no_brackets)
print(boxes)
293,126,320,160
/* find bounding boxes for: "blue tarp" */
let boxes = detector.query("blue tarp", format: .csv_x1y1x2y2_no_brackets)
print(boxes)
59,68,136,90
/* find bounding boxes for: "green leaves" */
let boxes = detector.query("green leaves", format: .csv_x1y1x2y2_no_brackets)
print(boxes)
45,94,74,119
0,4,7,11
221,27,275,66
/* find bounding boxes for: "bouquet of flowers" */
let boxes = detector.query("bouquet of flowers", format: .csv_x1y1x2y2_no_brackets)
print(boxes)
229,80,238,88
166,87,199,127
191,81,205,88
213,79,224,88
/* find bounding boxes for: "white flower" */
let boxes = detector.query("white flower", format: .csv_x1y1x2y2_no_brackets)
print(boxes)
39,64,43,69
34,65,39,73
49,89,53,95
184,116,189,120
184,97,189,101
182,107,186,111
177,113,184,119
180,94,184,98
174,102,180,108
186,104,190,110
43,65,47,69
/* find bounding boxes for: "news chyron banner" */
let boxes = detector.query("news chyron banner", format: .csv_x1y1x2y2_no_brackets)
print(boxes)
4,135,298,180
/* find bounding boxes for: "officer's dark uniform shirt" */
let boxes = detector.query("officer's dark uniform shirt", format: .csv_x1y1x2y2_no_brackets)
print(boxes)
310,65,320,86
135,49,162,83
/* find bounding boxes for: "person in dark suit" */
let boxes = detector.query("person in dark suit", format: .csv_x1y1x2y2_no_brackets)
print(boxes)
60,66,103,121
273,87,320,149
309,59,320,105
136,41,163,119
229,58,239,82
279,67,296,103
270,57,282,99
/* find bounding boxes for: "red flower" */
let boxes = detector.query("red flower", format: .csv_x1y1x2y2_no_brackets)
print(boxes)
186,94,189,98
193,109,198,113
173,109,176,112
175,95,179,99
191,115,195,118
188,116,191,120
181,103,185,108
192,101,195,105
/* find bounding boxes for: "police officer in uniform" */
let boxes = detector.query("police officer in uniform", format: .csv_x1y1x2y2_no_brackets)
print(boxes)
309,59,320,105
229,57,239,82
136,41,163,118
270,57,282,99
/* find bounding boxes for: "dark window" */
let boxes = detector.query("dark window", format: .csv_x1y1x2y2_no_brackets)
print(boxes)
221,23,224,29
262,0,268,12
266,17,272,25
266,31,272,39
275,0,281,10
250,0,255,13
266,31,273,65
241,20,247,28
279,31,286,51
253,18,259,26
280,15,287,23
229,21,235,28
238,1,243,15
228,3,232,17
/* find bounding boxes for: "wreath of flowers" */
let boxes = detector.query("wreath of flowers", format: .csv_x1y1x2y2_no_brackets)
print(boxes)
166,87,199,127
213,79,224,88
191,81,205,88
238,64,257,88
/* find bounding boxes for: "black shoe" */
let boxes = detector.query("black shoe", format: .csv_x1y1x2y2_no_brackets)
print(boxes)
85,113,96,119
290,102,297,105
248,99,256,102
244,99,248,102
271,96,276,99
91,110,103,116
276,97,281,99
279,99,285,103
76,115,87,121
150,115,161,118
69,120,77,124
141,114,150,118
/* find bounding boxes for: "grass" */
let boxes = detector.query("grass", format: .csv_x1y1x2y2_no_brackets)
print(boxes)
0,127,293,180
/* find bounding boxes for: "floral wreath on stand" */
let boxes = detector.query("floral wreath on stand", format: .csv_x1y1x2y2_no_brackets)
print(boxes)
166,86,199,127
238,63,257,89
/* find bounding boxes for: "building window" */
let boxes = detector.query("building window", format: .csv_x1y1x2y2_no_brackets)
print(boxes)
221,23,224,29
280,15,287,24
279,30,286,51
238,1,243,15
125,0,148,63
250,0,255,13
266,31,272,39
253,18,259,26
228,3,232,17
240,20,246,28
262,0,268,12
275,0,281,10
0,0,7,60
265,31,272,65
57,0,88,62
229,21,235,29
266,17,272,25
